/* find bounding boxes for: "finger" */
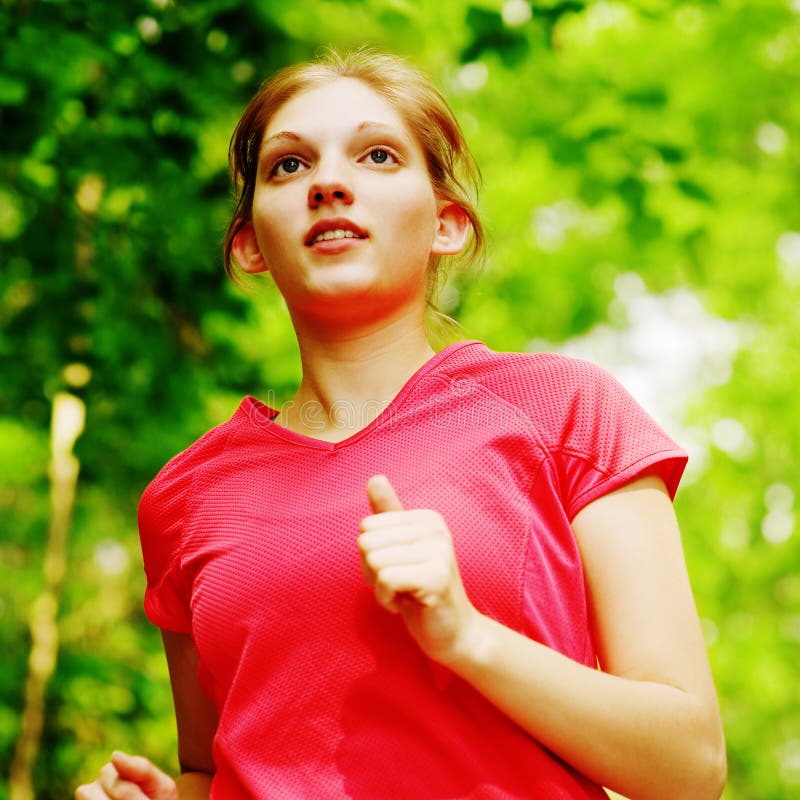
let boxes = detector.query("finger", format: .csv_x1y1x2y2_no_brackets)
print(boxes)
75,781,111,800
375,563,449,609
111,751,175,797
359,508,442,532
359,530,435,590
98,764,121,796
99,763,148,800
358,523,429,554
363,542,431,573
366,474,404,514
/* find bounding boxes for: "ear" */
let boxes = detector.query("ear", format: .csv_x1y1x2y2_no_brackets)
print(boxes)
231,222,269,274
431,201,471,257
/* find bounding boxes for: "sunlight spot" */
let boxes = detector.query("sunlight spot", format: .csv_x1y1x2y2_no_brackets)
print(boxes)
93,540,130,577
766,483,795,513
531,202,577,251
776,231,800,284
761,510,795,544
585,1,633,32
502,0,532,27
756,122,788,155
75,174,104,215
137,16,161,44
231,60,255,84
711,418,753,459
531,200,612,251
0,188,25,240
51,393,85,456
457,62,489,92
62,363,92,389
206,29,228,53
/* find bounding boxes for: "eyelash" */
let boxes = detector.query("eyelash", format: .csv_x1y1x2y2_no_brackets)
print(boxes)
270,156,307,178
268,146,400,179
361,146,399,166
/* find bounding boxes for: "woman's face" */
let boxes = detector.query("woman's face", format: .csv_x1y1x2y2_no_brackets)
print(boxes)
241,78,449,327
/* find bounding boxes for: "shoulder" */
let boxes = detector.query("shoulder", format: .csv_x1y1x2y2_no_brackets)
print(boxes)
438,342,687,509
438,342,628,440
438,340,613,388
138,400,250,531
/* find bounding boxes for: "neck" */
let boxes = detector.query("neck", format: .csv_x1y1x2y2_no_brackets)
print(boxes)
276,313,438,442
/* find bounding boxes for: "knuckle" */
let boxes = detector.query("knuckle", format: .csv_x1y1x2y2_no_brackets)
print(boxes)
374,571,391,594
376,574,398,601
365,550,384,571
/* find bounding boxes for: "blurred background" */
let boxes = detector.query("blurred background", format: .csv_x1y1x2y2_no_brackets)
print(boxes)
1,0,799,797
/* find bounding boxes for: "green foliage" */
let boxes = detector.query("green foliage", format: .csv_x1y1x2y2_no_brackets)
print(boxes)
2,0,799,797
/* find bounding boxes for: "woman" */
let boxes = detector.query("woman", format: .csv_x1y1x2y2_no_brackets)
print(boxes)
76,50,726,800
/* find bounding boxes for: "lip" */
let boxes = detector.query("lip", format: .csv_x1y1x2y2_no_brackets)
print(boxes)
304,217,369,247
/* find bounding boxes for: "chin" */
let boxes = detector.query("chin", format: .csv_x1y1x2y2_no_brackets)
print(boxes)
304,266,385,300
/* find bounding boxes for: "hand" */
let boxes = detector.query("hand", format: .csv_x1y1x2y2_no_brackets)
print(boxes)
75,751,177,800
358,475,481,664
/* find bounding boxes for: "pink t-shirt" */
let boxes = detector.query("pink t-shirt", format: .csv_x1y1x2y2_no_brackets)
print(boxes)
139,341,687,799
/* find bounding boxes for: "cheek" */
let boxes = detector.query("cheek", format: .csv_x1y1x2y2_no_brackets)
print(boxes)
252,197,295,254
386,180,439,241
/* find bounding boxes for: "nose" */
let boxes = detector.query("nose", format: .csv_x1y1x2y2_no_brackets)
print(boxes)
308,176,354,209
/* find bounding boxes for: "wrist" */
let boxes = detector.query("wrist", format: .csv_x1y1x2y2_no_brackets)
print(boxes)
176,771,213,799
435,609,496,674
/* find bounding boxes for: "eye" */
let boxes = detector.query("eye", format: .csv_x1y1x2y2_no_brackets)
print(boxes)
272,156,306,177
363,147,398,166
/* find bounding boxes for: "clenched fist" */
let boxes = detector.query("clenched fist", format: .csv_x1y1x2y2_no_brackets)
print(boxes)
75,751,177,800
358,475,482,664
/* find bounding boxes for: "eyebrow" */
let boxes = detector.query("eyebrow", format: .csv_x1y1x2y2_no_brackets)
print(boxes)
261,130,301,149
356,120,411,141
261,121,412,151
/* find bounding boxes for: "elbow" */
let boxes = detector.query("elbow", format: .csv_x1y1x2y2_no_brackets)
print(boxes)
648,711,726,800
686,719,727,800
705,731,727,800
681,692,727,800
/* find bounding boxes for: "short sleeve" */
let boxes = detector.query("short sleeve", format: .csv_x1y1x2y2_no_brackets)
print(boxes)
549,359,688,521
138,462,193,633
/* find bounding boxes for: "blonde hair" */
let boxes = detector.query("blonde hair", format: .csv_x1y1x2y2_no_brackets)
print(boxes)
224,49,484,326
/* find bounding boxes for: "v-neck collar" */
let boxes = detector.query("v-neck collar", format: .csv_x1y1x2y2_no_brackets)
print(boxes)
238,340,481,452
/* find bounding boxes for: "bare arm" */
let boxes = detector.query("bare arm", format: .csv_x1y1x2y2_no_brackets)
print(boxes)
74,633,216,800
360,474,726,800
162,630,218,794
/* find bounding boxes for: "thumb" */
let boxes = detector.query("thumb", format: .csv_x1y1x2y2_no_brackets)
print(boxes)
367,474,404,514
111,751,173,796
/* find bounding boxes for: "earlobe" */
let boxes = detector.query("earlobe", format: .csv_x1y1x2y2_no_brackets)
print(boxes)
231,222,269,274
431,202,470,257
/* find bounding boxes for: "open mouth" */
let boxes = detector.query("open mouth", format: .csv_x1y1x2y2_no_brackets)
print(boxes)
311,229,362,244
305,219,368,247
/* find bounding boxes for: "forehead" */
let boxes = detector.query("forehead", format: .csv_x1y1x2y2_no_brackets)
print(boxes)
263,77,414,143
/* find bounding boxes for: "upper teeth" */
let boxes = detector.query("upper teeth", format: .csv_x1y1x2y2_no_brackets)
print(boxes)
314,229,358,243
